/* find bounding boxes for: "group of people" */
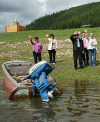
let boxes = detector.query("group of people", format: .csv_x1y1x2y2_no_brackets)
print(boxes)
29,30,97,70
29,34,57,64
70,30,97,70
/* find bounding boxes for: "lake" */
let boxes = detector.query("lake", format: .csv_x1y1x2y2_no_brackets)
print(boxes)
0,76,100,122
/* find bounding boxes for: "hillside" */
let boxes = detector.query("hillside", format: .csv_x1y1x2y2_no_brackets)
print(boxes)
0,28,100,81
26,2,100,30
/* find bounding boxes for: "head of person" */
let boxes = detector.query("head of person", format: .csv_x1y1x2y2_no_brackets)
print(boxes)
90,33,94,39
35,37,39,42
75,34,79,39
74,31,79,39
50,34,54,39
82,32,85,38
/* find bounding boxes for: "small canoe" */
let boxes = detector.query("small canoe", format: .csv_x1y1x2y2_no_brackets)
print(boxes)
2,60,62,99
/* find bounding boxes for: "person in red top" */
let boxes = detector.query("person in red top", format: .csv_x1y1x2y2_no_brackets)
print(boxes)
29,35,43,64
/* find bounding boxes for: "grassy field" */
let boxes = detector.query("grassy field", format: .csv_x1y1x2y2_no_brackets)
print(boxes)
0,28,100,82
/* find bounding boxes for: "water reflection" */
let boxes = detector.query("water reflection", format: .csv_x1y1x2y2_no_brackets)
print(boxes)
67,80,90,117
0,76,100,122
30,96,59,121
31,97,50,108
75,80,90,104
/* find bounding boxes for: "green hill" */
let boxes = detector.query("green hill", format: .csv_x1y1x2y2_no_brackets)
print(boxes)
26,2,100,30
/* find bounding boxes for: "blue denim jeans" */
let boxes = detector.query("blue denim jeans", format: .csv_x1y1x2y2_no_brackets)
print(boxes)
89,49,96,66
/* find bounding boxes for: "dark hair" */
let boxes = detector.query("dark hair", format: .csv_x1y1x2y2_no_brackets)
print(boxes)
50,34,54,39
34,37,39,40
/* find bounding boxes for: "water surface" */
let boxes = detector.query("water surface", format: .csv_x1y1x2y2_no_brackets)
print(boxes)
0,77,100,122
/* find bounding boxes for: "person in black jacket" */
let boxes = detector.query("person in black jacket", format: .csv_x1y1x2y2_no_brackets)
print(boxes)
70,31,84,70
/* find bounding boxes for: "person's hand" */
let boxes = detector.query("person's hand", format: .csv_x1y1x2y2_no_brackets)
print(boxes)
84,30,87,36
46,34,49,38
90,42,93,46
78,31,81,35
84,29,87,33
41,51,43,55
74,31,78,35
82,51,84,54
29,35,32,39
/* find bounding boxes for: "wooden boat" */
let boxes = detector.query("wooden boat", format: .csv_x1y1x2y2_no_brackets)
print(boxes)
2,60,62,99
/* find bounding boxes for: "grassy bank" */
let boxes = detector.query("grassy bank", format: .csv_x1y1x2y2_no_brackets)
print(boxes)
0,28,100,82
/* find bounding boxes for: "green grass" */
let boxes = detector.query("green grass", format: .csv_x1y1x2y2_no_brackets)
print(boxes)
0,28,100,82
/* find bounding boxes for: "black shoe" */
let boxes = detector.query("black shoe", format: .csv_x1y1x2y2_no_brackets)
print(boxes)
75,67,78,70
80,67,83,70
86,61,89,66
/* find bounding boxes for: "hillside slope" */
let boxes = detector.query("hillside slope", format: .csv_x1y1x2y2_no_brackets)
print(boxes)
26,2,100,30
0,28,100,81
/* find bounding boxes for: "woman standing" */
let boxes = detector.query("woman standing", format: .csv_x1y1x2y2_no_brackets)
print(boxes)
88,33,97,66
82,31,89,66
29,35,43,64
46,34,57,64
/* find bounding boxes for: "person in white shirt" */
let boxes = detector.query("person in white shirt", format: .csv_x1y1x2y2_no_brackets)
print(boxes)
88,33,97,66
46,34,57,64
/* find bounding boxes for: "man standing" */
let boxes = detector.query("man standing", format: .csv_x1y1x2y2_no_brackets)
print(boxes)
70,31,84,70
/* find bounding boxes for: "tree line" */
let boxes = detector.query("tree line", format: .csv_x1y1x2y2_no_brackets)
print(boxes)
26,2,100,30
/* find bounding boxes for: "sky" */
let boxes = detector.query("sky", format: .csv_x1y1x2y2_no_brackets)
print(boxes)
0,0,100,33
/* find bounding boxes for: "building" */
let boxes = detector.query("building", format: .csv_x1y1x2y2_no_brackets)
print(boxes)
5,20,26,32
81,24,95,28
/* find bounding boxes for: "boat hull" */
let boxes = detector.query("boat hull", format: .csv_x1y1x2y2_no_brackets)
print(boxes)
3,70,33,99
3,70,18,99
2,60,62,99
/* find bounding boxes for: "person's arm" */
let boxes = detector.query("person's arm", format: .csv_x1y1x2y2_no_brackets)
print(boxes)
46,34,49,42
55,40,57,51
86,39,89,49
41,44,43,53
86,34,89,40
92,38,97,46
29,35,34,45
84,29,89,40
70,34,75,42
81,39,84,53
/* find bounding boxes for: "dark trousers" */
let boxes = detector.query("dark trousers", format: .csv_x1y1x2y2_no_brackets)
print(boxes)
48,50,56,63
73,49,83,68
82,48,89,65
33,51,42,64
